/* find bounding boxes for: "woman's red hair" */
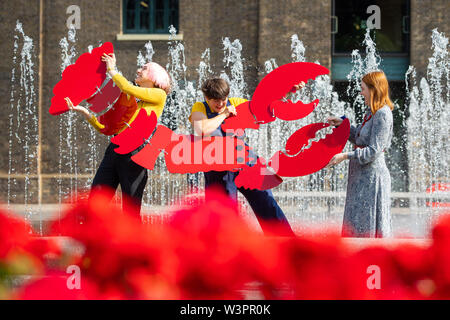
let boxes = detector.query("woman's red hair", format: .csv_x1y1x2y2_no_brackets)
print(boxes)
362,71,394,114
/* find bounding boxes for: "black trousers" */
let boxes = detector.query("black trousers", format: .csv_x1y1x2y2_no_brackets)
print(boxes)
91,142,148,216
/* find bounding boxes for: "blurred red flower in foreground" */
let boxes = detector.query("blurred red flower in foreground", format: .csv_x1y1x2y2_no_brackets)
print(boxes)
165,192,281,299
428,214,450,298
18,271,99,300
0,208,62,299
0,208,61,264
47,190,174,299
2,189,450,300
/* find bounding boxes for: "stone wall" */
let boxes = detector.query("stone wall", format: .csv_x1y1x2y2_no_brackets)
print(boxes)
257,0,331,78
410,0,449,80
0,0,41,204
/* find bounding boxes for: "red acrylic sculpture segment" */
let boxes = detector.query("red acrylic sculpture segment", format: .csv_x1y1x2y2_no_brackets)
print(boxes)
235,158,283,190
269,98,319,121
49,42,114,115
221,101,260,131
131,125,173,171
284,122,330,155
164,135,250,174
98,92,138,136
124,61,344,190
269,118,350,177
86,79,121,113
110,109,157,154
250,62,329,124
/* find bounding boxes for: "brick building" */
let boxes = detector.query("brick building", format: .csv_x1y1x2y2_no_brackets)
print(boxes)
0,0,448,204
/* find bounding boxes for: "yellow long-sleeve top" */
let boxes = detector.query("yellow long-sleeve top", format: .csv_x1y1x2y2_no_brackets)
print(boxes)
188,97,248,122
87,73,167,134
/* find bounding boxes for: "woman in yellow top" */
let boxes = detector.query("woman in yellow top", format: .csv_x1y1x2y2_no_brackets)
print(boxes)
65,53,171,217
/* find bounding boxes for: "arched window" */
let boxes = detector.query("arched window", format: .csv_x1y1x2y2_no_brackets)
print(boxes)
123,0,179,34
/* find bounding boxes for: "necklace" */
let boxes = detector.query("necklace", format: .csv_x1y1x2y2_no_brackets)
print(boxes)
357,113,372,138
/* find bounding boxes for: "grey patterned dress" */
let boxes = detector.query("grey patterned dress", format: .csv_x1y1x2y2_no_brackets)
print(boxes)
342,105,393,238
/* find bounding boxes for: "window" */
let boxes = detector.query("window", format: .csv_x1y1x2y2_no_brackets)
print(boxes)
123,0,179,34
331,0,410,80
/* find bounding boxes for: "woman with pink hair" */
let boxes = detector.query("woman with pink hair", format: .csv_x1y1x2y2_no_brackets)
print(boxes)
65,54,171,217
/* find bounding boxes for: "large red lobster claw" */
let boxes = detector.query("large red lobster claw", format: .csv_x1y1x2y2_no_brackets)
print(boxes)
49,42,114,115
250,62,329,124
269,119,350,177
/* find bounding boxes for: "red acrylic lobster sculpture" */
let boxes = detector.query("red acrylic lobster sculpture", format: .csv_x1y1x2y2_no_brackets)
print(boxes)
50,43,350,190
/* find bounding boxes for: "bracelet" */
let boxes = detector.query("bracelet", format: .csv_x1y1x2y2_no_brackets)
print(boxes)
107,67,116,72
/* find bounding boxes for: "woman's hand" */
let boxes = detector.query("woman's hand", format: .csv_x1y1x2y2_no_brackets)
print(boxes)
102,53,117,72
326,152,347,168
282,81,306,101
326,116,343,126
65,97,91,120
226,105,237,116
222,105,237,117
292,81,306,92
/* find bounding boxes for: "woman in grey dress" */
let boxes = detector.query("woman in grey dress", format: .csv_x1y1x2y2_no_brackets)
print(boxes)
326,70,394,238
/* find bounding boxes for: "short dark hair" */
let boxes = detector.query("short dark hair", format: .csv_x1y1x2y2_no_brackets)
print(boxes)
201,78,230,100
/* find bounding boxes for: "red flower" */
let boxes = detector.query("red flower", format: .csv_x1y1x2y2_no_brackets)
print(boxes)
278,235,360,299
166,191,265,299
0,209,33,259
0,208,58,277
49,189,168,297
12,191,450,300
428,212,450,298
17,271,99,300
